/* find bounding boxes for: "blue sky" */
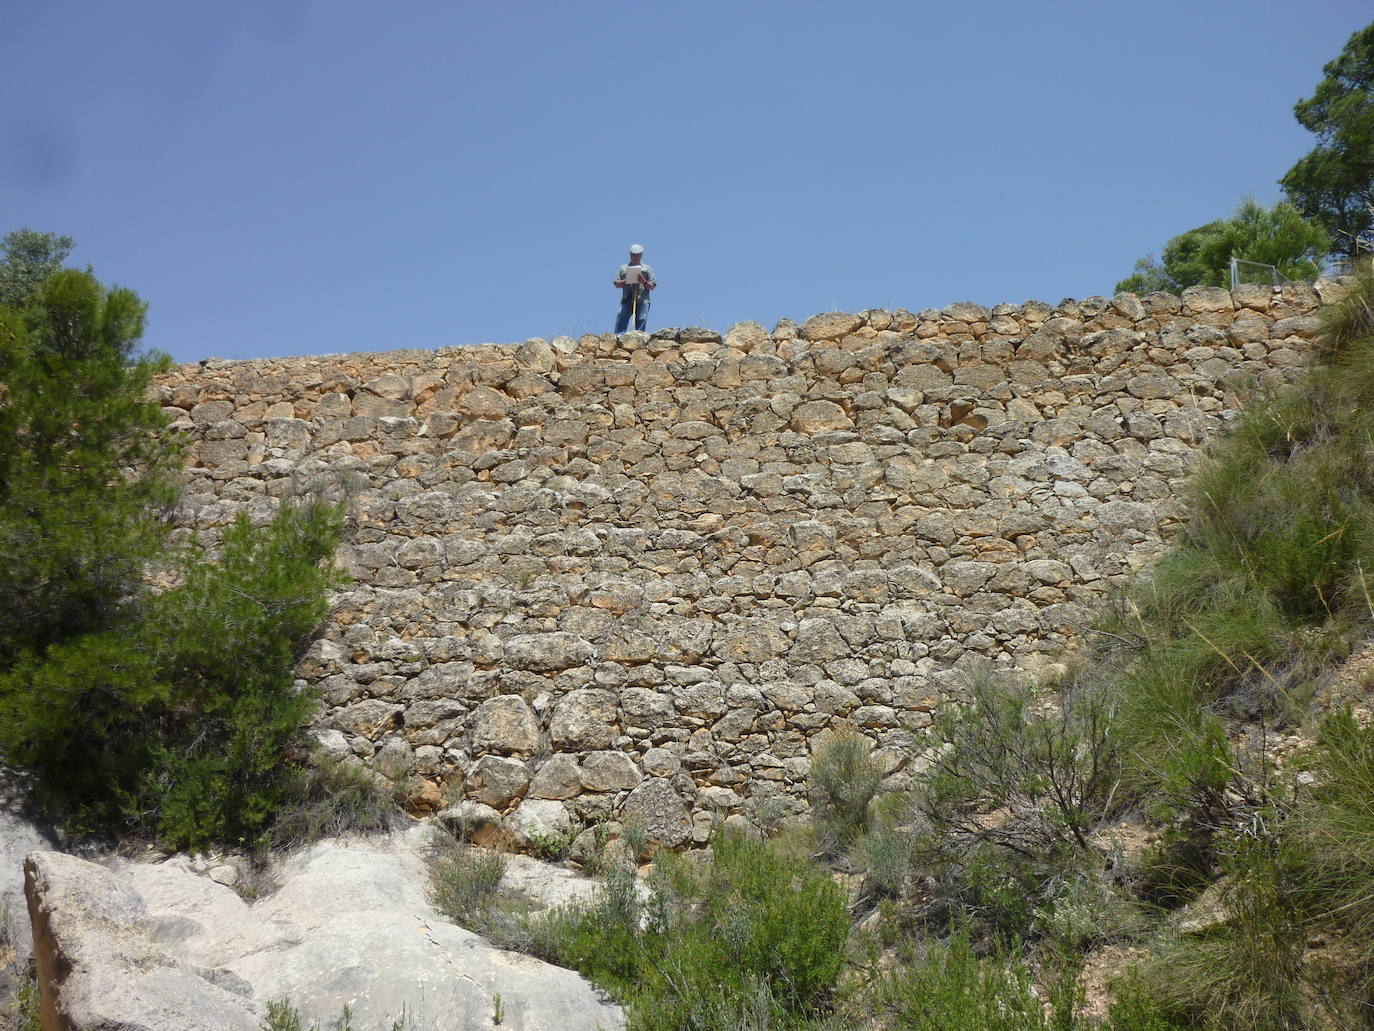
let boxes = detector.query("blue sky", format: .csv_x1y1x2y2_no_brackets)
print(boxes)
2,1,1369,365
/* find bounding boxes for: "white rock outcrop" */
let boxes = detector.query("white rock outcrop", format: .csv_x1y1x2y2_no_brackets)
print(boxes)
24,826,624,1031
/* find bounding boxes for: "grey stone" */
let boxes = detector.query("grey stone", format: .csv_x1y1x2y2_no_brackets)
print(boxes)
549,689,618,750
800,311,862,341
620,779,692,853
505,800,574,846
529,753,583,800
788,619,850,663
1,811,51,956
506,632,597,671
470,754,531,808
790,400,853,433
469,695,541,755
25,851,265,1031
580,751,643,792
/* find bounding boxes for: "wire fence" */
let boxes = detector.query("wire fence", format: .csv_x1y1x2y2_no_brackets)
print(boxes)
1229,257,1290,289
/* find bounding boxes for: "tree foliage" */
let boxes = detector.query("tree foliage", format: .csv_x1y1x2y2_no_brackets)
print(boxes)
0,229,74,309
1279,22,1374,257
0,232,345,847
1116,197,1332,294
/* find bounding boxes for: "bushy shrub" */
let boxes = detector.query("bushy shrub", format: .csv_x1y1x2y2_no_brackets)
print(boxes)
1133,838,1309,1031
810,731,883,855
0,497,346,846
264,757,404,856
430,844,508,928
908,669,1123,940
528,829,849,1031
869,933,1055,1031
1293,709,1374,991
0,243,350,850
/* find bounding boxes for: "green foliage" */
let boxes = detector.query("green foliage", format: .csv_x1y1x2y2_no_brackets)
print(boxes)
857,826,914,901
869,933,1056,1031
810,731,883,854
527,829,849,1031
1102,976,1191,1031
909,670,1123,940
0,229,73,308
261,1000,415,1031
1101,272,1374,817
430,844,508,927
1280,22,1374,256
0,235,347,848
1134,839,1309,1031
0,266,177,659
259,757,402,856
0,499,346,846
1116,197,1332,294
1295,710,1374,979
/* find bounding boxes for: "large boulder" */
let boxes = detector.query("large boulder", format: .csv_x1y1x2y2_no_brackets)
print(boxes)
620,779,692,853
24,851,265,1031
1,810,51,955
24,829,624,1031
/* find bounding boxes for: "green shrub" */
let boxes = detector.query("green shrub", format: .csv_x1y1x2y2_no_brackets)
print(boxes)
1294,710,1374,988
0,497,346,847
870,933,1054,1031
430,844,508,928
525,861,644,996
810,731,883,855
1134,838,1308,1031
909,669,1122,940
0,242,350,850
263,758,404,856
857,826,914,901
1099,270,1374,817
528,829,849,1031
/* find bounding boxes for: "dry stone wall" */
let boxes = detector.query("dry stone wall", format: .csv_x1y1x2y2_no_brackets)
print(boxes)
156,281,1338,849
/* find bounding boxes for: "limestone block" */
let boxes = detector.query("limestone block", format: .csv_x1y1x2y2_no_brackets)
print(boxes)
529,754,583,800
470,695,541,756
1181,286,1234,313
438,801,506,845
550,689,619,750
724,320,769,350
505,800,573,846
800,311,862,341
620,779,692,852
580,751,643,792
25,852,265,1031
373,737,415,781
620,687,675,729
458,385,511,419
362,373,410,399
465,755,528,809
329,699,403,737
789,619,850,663
641,747,682,778
505,632,597,671
789,399,853,433
1096,500,1157,532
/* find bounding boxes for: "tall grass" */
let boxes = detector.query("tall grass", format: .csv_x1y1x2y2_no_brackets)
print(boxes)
1104,271,1374,818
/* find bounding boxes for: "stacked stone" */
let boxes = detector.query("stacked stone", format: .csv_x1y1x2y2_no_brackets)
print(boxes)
155,281,1338,849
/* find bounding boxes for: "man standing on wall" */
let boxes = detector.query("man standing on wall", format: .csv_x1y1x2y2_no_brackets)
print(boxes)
613,244,656,333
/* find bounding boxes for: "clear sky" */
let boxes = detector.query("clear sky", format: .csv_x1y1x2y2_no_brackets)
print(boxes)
2,1,1369,365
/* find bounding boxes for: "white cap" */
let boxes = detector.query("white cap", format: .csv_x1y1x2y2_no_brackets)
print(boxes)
629,244,644,255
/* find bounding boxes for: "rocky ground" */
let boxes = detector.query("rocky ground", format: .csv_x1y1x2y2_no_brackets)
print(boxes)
1,811,623,1031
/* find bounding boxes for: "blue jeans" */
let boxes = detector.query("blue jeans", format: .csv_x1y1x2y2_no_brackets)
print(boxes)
615,291,649,333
